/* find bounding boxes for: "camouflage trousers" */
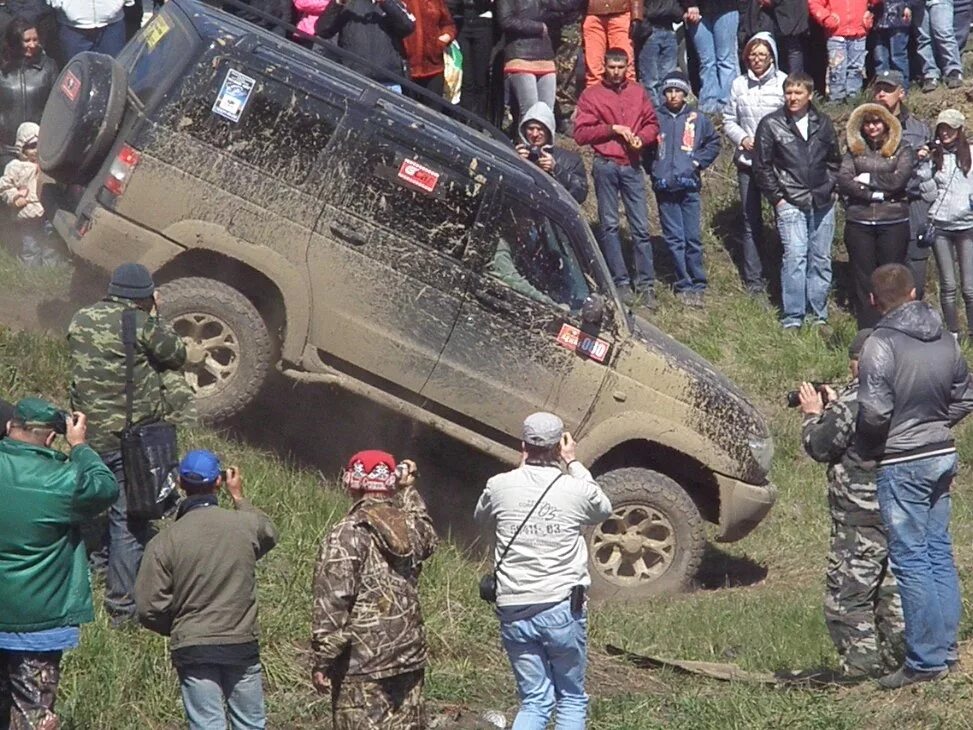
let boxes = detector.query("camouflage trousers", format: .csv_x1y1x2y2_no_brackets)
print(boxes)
331,669,425,730
0,651,61,730
824,521,905,676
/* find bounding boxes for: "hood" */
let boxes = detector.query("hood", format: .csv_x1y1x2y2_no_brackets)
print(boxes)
877,300,943,342
354,500,414,559
743,31,778,75
847,103,901,157
518,102,556,146
14,122,38,155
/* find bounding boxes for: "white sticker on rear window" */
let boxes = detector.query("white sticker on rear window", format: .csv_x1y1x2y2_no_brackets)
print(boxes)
212,68,256,123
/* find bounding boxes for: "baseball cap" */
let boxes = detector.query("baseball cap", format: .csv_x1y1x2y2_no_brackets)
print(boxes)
14,397,63,427
522,412,564,448
936,109,966,130
872,70,905,89
179,449,222,485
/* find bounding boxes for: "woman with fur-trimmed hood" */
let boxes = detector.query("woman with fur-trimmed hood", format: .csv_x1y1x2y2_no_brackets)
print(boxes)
838,102,916,328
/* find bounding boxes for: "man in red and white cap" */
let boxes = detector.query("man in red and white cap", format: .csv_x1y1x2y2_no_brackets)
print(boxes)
311,450,438,730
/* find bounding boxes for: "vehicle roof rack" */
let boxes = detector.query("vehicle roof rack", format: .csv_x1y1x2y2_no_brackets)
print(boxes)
199,0,509,144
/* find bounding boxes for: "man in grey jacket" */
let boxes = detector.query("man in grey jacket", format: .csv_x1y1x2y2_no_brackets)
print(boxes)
474,412,612,729
857,263,973,689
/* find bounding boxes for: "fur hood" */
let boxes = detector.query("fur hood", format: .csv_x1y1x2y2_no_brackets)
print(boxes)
846,103,901,157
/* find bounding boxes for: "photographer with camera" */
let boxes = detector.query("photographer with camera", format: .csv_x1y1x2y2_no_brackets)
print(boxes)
311,451,437,729
473,412,612,729
135,450,278,730
516,102,588,204
0,398,118,730
798,330,904,678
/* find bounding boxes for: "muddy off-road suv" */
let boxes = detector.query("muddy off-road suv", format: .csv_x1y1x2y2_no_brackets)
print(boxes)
39,0,775,597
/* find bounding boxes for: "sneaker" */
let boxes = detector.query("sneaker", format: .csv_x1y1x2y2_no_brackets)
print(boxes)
946,71,963,89
921,77,939,93
636,289,658,311
675,290,694,306
782,321,802,331
620,288,638,307
877,665,948,689
947,658,962,673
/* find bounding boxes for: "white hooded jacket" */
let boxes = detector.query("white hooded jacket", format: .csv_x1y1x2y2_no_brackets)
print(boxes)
722,32,788,148
0,122,43,221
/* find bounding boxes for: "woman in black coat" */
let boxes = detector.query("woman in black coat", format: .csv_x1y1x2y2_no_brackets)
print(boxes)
0,17,57,152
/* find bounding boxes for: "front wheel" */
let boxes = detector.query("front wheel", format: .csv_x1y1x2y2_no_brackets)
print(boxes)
586,467,705,600
158,277,272,423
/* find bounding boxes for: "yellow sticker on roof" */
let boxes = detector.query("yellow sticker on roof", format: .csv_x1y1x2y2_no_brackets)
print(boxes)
144,15,170,50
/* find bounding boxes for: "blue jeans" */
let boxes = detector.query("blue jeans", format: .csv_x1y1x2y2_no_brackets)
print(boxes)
178,662,267,730
686,10,738,113
877,453,961,673
656,189,706,292
738,168,767,292
775,201,834,327
638,25,678,106
826,36,866,101
956,0,971,54
100,451,153,621
916,0,962,78
873,27,911,87
58,19,126,59
591,156,655,290
499,600,588,730
18,219,63,267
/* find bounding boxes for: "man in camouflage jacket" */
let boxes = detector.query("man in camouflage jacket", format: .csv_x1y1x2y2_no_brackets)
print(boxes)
311,450,438,729
67,263,188,627
799,328,904,677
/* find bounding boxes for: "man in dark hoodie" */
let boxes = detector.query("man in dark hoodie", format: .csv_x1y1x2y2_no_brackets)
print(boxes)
315,0,416,88
857,263,973,689
516,101,588,204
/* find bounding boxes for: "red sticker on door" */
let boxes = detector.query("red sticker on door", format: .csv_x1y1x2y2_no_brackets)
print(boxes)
555,323,610,363
397,159,440,193
60,71,81,104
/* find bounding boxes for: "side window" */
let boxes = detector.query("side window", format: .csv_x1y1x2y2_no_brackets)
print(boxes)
485,198,592,311
177,65,340,188
338,143,482,259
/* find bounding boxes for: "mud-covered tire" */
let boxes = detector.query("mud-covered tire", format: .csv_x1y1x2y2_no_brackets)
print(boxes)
39,52,127,183
157,277,272,423
586,468,704,600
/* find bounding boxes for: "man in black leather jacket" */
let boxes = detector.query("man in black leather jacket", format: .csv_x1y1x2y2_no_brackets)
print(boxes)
516,101,587,204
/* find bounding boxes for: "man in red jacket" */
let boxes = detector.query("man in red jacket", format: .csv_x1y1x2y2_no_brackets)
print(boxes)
574,47,660,309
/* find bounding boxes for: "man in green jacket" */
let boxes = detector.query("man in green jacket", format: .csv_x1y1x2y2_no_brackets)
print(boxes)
0,398,118,730
135,450,277,730
68,262,189,627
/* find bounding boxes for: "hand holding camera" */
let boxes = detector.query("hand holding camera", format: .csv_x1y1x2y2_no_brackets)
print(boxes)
789,382,837,415
395,459,418,488
64,411,86,448
223,465,244,502
559,432,577,464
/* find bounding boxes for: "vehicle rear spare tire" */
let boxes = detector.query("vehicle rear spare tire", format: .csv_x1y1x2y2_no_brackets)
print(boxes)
39,52,128,184
157,277,272,423
586,467,704,600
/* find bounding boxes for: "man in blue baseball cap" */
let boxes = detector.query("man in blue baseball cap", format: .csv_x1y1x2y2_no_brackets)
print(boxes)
135,450,277,730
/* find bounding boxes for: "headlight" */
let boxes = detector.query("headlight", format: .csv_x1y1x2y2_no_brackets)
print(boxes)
748,434,774,477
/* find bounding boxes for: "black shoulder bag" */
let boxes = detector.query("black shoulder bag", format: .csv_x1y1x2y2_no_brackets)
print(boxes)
119,308,179,519
479,473,563,603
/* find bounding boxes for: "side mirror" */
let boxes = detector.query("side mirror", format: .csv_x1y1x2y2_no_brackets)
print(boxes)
581,294,605,325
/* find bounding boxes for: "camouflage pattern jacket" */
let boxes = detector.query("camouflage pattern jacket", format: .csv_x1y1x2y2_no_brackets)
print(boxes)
311,488,438,680
802,379,881,526
67,296,187,454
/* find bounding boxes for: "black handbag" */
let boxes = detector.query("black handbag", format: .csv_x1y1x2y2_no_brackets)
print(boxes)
119,308,179,520
479,473,563,604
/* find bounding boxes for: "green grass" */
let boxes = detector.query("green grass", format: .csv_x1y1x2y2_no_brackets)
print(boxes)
6,90,973,728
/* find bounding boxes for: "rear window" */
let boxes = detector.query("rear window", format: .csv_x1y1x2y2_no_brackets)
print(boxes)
117,10,197,107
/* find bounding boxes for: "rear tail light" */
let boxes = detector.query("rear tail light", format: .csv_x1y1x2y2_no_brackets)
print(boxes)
103,144,141,197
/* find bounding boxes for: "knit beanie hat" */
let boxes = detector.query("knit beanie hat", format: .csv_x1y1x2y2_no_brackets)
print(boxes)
343,450,398,492
108,263,155,299
662,70,691,95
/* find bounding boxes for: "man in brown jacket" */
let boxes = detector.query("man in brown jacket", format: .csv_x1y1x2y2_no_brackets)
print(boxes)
311,450,438,730
135,450,277,730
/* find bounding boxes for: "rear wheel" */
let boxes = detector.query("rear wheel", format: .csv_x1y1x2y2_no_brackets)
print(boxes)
157,277,272,423
587,467,705,600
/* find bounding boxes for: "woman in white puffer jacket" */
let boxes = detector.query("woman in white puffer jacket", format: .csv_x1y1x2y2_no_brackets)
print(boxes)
722,31,787,297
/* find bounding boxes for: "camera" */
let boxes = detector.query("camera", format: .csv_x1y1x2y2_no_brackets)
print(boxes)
527,145,543,163
51,410,73,435
786,382,831,408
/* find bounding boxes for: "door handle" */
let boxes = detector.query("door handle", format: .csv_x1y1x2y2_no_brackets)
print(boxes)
329,221,367,246
474,289,514,314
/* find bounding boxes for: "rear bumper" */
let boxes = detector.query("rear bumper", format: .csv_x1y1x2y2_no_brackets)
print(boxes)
53,204,181,272
714,473,777,542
